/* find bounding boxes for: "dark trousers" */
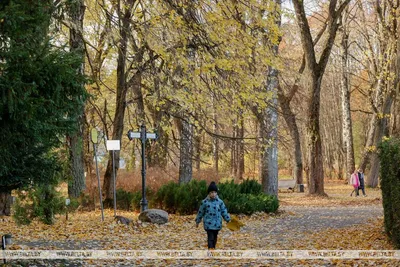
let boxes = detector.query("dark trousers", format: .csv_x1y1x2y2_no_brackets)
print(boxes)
206,230,219,249
351,188,359,196
358,186,366,196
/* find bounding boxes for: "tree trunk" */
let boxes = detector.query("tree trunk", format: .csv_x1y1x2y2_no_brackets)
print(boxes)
340,24,355,178
194,128,201,171
67,0,86,198
256,68,279,197
292,0,350,195
68,129,86,198
148,111,169,168
212,96,219,173
148,76,168,169
103,0,134,204
307,76,326,195
368,96,393,187
132,71,145,125
178,118,193,184
236,112,244,180
231,122,237,177
0,191,12,216
265,66,279,196
278,92,303,185
258,112,269,193
359,78,385,172
337,150,344,180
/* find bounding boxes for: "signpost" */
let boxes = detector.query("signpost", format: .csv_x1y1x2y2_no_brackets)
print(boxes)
127,125,158,212
106,140,120,217
91,128,104,222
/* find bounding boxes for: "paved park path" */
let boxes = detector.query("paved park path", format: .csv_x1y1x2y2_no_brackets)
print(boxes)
254,205,383,234
245,205,383,249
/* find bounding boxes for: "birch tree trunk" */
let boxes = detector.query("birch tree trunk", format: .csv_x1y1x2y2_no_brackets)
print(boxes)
340,21,355,178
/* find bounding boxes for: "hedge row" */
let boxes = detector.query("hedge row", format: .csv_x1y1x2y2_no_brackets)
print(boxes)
379,138,400,249
121,179,279,215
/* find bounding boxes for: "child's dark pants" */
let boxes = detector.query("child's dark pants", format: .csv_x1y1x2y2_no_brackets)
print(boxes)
206,230,219,249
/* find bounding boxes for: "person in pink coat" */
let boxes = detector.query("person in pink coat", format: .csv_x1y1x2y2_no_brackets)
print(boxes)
350,169,360,197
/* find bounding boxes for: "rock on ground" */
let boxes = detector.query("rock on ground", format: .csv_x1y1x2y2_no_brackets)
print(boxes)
139,209,168,224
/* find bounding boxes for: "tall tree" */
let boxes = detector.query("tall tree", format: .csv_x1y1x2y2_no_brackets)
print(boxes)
261,0,281,196
103,0,135,204
292,0,351,195
0,0,87,214
339,9,355,179
66,0,87,198
355,0,399,187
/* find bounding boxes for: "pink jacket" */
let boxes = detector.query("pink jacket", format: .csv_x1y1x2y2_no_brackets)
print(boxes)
350,173,360,188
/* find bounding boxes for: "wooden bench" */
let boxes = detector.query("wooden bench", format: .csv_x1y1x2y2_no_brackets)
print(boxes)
278,179,297,192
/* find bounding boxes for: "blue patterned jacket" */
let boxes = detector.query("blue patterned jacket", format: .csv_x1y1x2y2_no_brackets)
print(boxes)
195,196,230,230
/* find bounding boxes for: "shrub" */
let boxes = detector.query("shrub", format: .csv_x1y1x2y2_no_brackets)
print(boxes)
175,180,207,214
31,184,65,225
131,191,142,211
239,179,262,195
224,193,279,215
379,138,400,248
218,180,240,200
13,195,32,225
116,189,135,211
131,188,154,212
154,181,178,213
153,180,207,214
218,179,278,214
66,197,80,212
13,184,65,225
150,179,278,215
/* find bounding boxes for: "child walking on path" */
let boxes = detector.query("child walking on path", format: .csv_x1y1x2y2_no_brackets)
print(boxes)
350,169,360,197
358,169,367,197
195,181,231,249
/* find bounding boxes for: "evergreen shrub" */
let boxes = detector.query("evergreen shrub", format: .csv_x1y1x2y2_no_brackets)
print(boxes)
379,138,400,248
153,180,207,214
130,188,154,211
13,184,65,225
116,189,135,211
152,179,278,215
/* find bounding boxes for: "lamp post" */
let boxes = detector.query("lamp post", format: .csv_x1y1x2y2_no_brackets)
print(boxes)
140,125,148,211
127,125,158,212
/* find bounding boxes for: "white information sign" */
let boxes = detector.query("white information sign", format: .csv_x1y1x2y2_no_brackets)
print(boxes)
106,140,121,151
146,133,157,139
